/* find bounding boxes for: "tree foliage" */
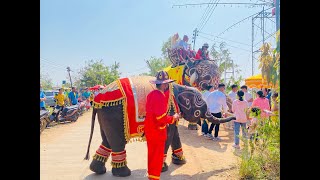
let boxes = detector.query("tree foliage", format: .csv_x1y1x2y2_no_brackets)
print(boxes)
40,73,53,90
258,43,279,87
78,59,121,87
161,37,172,59
210,42,242,85
145,57,171,76
145,37,172,76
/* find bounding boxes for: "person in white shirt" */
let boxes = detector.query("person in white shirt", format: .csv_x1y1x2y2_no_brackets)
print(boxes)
228,84,238,102
200,84,213,137
226,84,238,130
241,85,253,107
206,83,229,140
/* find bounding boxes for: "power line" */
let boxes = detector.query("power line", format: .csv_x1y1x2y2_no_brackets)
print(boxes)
216,6,273,37
197,0,215,30
253,30,277,47
199,31,252,47
173,2,273,8
41,61,66,71
40,57,66,69
199,0,220,31
257,0,273,3
198,34,251,52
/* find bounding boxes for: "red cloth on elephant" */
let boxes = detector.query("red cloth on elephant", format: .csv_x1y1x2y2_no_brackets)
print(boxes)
144,89,175,179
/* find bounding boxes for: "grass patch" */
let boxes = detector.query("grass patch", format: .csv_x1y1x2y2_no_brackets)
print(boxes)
238,116,280,180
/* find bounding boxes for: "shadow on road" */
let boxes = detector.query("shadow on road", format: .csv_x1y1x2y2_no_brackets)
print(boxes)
177,124,234,153
83,164,237,179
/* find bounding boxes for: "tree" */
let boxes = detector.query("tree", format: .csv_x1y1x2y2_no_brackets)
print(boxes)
145,36,172,76
78,60,121,87
258,43,278,87
145,57,171,76
40,73,53,90
210,42,243,85
161,37,172,59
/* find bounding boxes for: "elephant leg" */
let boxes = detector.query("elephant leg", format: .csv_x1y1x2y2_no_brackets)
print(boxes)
171,125,186,165
161,124,175,172
98,107,131,177
89,126,112,174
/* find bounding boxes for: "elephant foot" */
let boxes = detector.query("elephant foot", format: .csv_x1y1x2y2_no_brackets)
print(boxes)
161,162,168,172
188,124,198,130
112,165,131,177
89,159,106,174
172,154,186,165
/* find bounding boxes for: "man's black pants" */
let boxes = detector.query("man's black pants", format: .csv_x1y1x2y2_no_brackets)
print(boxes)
208,112,222,137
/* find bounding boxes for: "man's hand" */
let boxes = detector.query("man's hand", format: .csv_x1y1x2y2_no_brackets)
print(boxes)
173,113,180,121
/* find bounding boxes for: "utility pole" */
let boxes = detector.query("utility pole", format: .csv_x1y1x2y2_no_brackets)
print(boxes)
262,7,265,45
275,0,280,31
192,28,199,50
67,67,73,88
224,59,235,84
275,0,280,51
252,17,254,76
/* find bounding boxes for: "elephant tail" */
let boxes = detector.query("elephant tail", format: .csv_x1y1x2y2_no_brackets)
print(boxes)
84,107,97,160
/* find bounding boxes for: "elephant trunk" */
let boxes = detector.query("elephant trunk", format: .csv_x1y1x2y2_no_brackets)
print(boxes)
207,116,236,124
84,107,98,160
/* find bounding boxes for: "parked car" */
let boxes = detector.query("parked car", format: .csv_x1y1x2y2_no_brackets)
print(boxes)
44,90,59,107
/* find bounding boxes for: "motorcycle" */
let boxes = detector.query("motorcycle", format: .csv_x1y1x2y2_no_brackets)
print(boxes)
40,109,51,134
50,105,79,123
77,98,87,116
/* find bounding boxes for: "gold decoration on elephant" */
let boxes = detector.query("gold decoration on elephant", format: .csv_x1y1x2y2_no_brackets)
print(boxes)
130,76,156,120
137,125,144,134
100,81,119,94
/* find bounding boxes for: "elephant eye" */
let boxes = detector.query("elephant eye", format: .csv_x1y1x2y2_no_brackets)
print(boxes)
194,110,201,117
186,99,190,105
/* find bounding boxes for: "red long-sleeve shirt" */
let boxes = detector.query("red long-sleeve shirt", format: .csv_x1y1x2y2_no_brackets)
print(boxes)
144,90,175,141
195,49,209,60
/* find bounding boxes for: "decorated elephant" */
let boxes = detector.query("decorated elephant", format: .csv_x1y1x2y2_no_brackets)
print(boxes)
163,59,221,130
84,76,235,177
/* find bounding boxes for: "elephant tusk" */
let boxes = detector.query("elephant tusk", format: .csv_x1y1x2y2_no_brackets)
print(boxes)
190,72,198,85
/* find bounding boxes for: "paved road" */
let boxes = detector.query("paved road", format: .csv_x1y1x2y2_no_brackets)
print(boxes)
40,110,240,180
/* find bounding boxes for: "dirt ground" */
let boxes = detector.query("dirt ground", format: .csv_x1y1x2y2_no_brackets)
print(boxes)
40,110,241,180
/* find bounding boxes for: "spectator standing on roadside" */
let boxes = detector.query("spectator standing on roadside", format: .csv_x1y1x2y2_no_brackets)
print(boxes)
40,84,47,110
68,87,79,105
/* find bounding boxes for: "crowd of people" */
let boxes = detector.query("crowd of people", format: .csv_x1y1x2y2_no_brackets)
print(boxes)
200,83,279,149
40,84,102,112
169,33,211,66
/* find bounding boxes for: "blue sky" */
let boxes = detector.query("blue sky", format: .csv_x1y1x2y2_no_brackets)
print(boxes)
40,0,276,86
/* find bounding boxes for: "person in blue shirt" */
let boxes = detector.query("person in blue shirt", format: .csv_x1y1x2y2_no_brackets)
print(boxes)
82,87,91,100
176,35,189,50
68,87,79,105
40,84,47,110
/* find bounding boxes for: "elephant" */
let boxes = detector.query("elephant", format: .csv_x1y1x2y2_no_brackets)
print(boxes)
163,59,221,130
84,76,236,177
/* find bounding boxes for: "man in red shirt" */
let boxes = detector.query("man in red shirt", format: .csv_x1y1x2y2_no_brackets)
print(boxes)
195,43,210,60
144,71,180,180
